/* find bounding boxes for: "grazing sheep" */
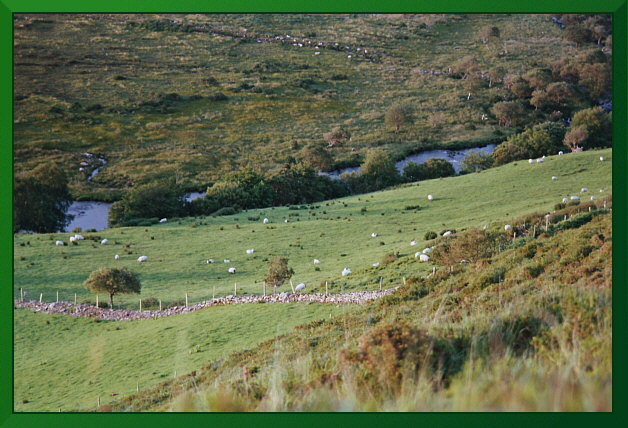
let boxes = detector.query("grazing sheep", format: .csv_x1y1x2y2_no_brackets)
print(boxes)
206,259,214,264
342,267,351,276
295,283,306,291
581,188,588,193
591,196,597,201
422,248,431,254
74,234,84,240
246,249,255,254
528,159,534,164
536,158,544,163
600,156,605,161
371,232,379,237
228,267,236,274
552,176,558,180
114,254,120,260
372,262,380,267
562,197,569,203
419,254,430,262
284,219,289,223
427,194,433,201
410,240,417,246
159,218,167,223
79,167,85,172
504,224,512,231
69,236,77,243
263,218,269,224
55,240,64,246
314,51,320,55
558,151,564,155
442,231,452,237
137,256,148,262
600,189,605,192
224,259,230,263
570,195,580,201
313,259,321,264
414,251,422,258
101,239,108,245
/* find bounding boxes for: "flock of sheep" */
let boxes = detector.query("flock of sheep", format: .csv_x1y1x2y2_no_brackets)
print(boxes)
53,150,607,294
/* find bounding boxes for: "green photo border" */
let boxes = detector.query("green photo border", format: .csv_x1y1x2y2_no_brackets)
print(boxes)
1,1,626,427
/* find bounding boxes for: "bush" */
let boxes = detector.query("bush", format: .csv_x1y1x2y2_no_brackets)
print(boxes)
477,266,507,288
212,206,239,216
424,231,438,240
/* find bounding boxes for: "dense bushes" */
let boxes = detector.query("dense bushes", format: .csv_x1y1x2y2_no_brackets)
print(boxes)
109,180,186,227
493,122,567,165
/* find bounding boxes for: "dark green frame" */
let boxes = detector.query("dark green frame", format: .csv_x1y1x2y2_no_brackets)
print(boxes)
1,1,625,427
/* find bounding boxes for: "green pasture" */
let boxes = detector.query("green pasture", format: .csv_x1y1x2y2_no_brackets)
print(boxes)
13,149,612,308
14,302,354,412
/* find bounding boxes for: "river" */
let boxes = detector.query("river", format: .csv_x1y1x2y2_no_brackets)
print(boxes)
62,144,496,231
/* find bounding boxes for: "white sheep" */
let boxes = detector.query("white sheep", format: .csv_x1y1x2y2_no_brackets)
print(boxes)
69,236,77,243
79,167,85,172
552,176,558,180
74,234,84,240
371,232,379,237
284,219,289,223
600,156,605,161
224,259,230,263
313,259,321,264
372,262,380,267
570,195,580,201
159,218,167,223
536,158,544,163
246,249,255,254
558,151,564,155
427,194,433,201
419,254,430,262
504,224,512,231
228,267,236,274
581,188,588,193
442,231,452,237
114,254,120,260
55,240,64,246
422,248,431,254
263,218,269,224
528,159,534,164
295,283,306,291
137,255,148,262
342,267,351,276
562,197,569,203
206,259,214,264
590,196,597,201
314,51,320,55
600,189,605,192
101,239,108,245
410,240,417,246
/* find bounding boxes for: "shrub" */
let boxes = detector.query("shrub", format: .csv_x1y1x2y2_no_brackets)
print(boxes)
212,207,238,216
424,231,438,240
477,266,507,288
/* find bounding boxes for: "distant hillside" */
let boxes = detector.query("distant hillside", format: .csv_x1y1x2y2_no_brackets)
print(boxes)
13,14,610,200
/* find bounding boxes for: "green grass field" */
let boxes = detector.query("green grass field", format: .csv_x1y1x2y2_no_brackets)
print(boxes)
13,14,588,199
14,148,612,308
14,302,355,411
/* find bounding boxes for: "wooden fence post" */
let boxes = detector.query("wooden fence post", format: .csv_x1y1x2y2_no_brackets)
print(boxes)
159,300,162,311
39,293,43,303
263,281,266,297
20,288,23,302
74,293,77,305
290,280,295,293
139,299,142,312
325,281,328,295
212,286,215,299
185,293,188,307
234,283,237,297
379,277,383,291
56,291,59,303
96,294,98,308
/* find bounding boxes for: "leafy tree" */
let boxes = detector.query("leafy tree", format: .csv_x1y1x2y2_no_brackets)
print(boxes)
492,101,526,127
452,55,478,79
385,103,412,133
360,149,400,188
204,168,273,211
510,81,533,99
493,122,567,165
264,257,294,294
402,161,426,182
461,151,493,173
522,68,553,91
570,107,611,149
422,158,455,179
109,179,185,226
563,126,588,152
565,25,593,46
578,62,611,100
13,163,72,233
488,66,506,88
492,142,528,166
84,267,141,308
324,126,351,148
300,142,333,170
269,162,348,206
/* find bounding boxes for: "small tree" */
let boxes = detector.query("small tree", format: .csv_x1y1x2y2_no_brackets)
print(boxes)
571,106,611,149
84,267,141,308
385,103,412,133
563,126,588,152
492,101,526,127
324,126,351,148
300,142,334,170
265,257,294,294
361,148,400,188
461,151,493,173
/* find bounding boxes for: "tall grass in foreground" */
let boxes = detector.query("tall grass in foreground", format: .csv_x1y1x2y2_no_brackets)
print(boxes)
118,210,611,412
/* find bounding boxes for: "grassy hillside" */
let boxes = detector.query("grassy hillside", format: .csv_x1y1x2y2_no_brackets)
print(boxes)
105,205,613,411
13,148,612,308
14,302,355,411
13,14,593,199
